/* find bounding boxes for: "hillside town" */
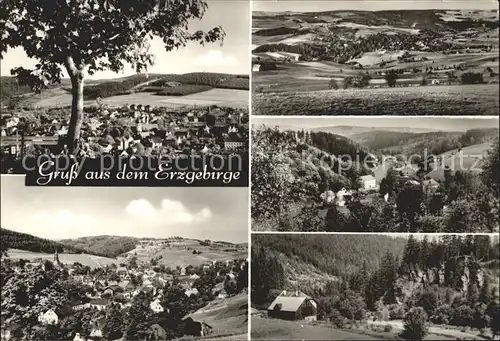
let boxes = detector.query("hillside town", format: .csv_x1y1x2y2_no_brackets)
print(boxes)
0,241,249,341
0,104,249,173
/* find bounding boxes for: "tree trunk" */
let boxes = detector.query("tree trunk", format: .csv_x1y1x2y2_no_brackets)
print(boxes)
64,56,85,154
67,76,84,153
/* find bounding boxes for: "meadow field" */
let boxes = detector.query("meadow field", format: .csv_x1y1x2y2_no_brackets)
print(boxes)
6,249,120,268
29,87,249,109
253,83,499,115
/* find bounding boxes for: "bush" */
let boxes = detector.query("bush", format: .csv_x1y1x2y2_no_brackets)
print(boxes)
461,72,484,85
329,309,346,328
402,307,429,340
329,78,339,90
385,71,398,87
384,324,393,332
431,304,451,325
388,304,405,320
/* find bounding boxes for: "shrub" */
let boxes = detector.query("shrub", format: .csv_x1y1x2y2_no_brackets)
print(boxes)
461,72,484,85
385,71,398,87
388,304,405,320
329,78,339,90
402,307,429,340
343,76,354,89
430,304,451,325
329,309,346,328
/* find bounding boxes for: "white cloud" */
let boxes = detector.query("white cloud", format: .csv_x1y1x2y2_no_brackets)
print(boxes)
193,50,238,68
125,198,212,225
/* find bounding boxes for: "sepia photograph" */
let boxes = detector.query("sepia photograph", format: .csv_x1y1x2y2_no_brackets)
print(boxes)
251,116,499,232
0,176,249,340
251,233,500,340
252,0,499,115
0,0,250,173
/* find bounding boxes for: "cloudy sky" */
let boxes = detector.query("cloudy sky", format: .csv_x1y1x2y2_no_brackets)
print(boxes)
0,0,249,79
254,0,498,12
0,176,248,243
252,117,500,132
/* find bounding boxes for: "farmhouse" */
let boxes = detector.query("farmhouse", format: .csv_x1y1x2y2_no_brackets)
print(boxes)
73,333,85,341
359,175,377,191
89,298,109,311
150,299,164,313
149,324,167,339
38,309,58,325
423,178,440,193
267,290,317,321
252,62,277,72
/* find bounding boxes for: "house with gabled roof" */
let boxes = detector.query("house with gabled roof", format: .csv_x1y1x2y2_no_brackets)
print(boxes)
267,290,317,321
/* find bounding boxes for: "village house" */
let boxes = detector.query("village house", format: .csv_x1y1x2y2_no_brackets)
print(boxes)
423,178,440,193
185,288,199,297
72,332,86,341
38,309,59,325
267,291,318,321
89,317,106,339
150,299,165,313
149,324,168,339
89,298,109,311
359,175,377,191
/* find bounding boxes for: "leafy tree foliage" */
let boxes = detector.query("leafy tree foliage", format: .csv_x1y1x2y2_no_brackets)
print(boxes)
1,0,225,151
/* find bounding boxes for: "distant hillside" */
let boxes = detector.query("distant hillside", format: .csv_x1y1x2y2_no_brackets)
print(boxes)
311,126,438,137
59,235,139,258
1,72,250,106
252,234,407,278
378,128,499,156
0,228,86,255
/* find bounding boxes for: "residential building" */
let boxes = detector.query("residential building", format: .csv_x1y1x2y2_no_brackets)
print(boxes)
267,290,317,321
359,175,377,191
150,299,164,313
38,309,59,325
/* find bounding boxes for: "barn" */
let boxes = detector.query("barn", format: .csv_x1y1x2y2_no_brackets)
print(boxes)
267,290,317,321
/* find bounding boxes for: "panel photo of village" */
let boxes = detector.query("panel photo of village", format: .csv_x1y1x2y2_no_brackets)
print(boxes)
251,1,499,115
0,177,249,340
0,0,250,174
251,233,500,340
251,116,500,232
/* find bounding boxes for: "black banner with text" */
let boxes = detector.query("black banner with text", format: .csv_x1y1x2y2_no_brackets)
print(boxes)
24,154,248,187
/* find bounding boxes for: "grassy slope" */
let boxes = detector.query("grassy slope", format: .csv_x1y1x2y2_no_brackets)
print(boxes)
6,249,120,268
253,84,499,115
186,292,248,338
124,239,247,268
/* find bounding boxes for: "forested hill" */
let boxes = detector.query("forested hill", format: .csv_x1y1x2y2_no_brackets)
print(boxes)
252,234,407,277
252,127,375,228
349,128,499,155
59,235,139,258
0,228,86,255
